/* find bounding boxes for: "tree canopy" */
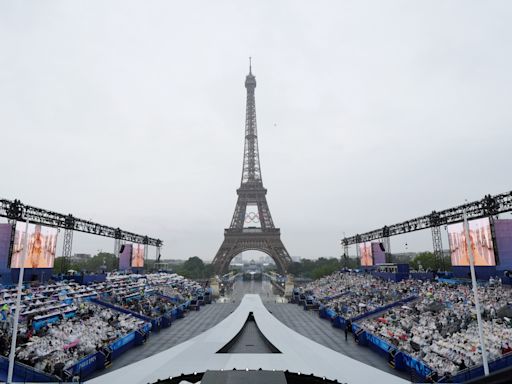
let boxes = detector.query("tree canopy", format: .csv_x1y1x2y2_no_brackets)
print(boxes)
409,251,451,271
174,256,214,279
288,256,359,279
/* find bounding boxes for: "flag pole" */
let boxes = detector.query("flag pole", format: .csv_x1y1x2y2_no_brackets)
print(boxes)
7,219,29,383
463,206,489,375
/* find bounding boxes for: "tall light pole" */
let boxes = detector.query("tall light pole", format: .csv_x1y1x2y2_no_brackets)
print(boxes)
7,219,29,383
463,206,489,376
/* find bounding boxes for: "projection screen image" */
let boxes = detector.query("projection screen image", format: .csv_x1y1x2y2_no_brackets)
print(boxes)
448,217,496,266
131,243,144,268
11,223,58,268
359,242,373,266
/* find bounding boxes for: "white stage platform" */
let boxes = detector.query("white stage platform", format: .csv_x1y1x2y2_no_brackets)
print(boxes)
88,294,407,384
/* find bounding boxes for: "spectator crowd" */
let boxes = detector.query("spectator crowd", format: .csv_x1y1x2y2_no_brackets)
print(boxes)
0,272,207,379
299,271,512,378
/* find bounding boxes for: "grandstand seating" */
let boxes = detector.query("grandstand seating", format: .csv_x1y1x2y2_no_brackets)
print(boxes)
293,270,512,382
0,272,210,381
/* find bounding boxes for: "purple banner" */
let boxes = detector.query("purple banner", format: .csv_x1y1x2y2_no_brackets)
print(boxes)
495,219,512,267
119,244,133,270
0,224,13,270
371,242,386,265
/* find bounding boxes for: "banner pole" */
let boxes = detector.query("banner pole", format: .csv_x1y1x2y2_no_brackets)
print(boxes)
463,207,489,375
7,219,29,383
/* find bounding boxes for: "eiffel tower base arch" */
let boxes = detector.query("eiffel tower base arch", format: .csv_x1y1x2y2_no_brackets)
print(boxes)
212,229,292,275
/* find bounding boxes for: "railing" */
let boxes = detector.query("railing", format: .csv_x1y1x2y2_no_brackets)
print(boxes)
0,356,59,382
439,350,512,383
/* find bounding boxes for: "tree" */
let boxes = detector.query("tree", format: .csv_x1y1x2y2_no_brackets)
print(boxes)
410,252,437,271
175,256,214,279
287,257,347,279
287,262,304,276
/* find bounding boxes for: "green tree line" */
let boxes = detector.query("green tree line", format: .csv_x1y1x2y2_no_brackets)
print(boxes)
288,256,360,279
53,252,449,279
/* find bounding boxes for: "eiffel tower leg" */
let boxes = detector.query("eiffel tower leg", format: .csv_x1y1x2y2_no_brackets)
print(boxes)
212,232,292,275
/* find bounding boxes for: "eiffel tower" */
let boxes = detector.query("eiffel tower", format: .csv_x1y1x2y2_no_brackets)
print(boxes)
212,62,292,275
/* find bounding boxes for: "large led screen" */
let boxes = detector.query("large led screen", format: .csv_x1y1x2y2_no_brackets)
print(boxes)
11,223,58,268
448,218,496,266
359,242,373,266
131,243,144,268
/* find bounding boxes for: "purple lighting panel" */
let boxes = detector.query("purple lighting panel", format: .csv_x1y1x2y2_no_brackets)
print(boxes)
119,244,133,270
371,242,386,265
495,219,512,267
0,224,13,269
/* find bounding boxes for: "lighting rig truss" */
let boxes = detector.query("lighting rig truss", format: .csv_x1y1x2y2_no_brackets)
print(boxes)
0,198,162,247
341,190,512,246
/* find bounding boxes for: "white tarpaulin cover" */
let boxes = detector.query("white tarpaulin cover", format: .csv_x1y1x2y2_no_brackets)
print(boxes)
88,294,407,384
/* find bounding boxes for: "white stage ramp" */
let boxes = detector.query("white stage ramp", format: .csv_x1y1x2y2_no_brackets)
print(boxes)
88,294,407,384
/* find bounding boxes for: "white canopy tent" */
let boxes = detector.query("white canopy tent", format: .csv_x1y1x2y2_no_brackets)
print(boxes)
88,294,406,384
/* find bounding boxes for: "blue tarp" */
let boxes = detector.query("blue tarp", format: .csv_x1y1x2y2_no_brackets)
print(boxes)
353,319,434,381
64,322,152,380
350,327,434,381
396,351,433,380
64,351,105,378
318,305,336,320
444,352,512,383
365,330,396,357
110,332,136,352
0,356,58,382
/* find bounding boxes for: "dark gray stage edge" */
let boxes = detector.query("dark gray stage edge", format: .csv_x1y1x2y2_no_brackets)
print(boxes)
201,370,286,384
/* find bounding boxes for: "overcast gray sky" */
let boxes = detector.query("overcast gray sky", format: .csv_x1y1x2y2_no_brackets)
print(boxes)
1,1,511,260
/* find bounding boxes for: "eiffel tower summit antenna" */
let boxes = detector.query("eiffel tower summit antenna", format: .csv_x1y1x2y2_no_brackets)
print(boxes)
212,64,292,275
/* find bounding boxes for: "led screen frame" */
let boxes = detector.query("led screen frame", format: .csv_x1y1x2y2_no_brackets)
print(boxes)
131,243,144,268
10,222,59,269
448,217,496,266
359,242,373,266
